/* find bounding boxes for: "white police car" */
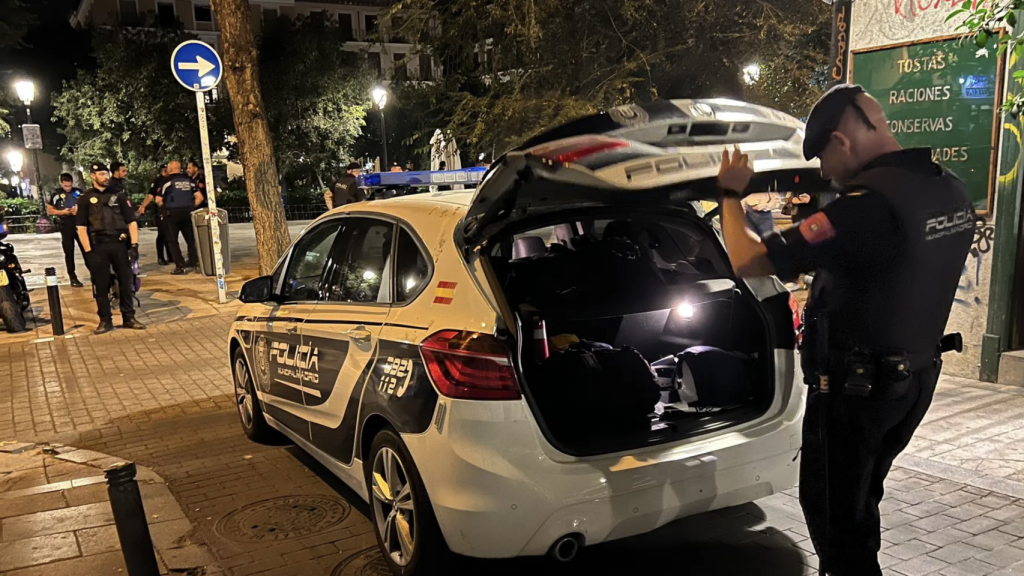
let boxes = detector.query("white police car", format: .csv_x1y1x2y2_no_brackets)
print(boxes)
228,99,825,575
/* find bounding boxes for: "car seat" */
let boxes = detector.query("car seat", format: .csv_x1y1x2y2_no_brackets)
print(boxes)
512,236,548,260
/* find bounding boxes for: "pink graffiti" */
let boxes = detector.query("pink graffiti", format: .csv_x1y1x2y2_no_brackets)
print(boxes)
894,0,984,20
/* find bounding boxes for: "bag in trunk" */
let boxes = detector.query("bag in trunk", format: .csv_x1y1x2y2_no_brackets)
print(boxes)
676,346,755,408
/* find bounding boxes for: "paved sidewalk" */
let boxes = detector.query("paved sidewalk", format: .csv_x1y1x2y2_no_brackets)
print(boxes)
0,441,217,575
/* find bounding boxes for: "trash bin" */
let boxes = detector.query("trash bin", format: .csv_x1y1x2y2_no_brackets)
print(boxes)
191,208,230,277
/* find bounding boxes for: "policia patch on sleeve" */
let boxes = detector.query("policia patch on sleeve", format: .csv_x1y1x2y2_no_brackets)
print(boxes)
798,212,836,245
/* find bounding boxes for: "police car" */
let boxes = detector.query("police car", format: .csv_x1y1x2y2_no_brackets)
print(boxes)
229,99,826,575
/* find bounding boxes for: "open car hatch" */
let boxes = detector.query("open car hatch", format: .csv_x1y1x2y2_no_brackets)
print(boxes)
458,135,832,250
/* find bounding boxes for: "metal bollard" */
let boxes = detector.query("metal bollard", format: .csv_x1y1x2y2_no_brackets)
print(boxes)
44,267,64,336
105,462,160,576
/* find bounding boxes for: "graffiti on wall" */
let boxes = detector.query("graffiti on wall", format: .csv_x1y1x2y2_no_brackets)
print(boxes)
955,215,993,308
893,0,983,20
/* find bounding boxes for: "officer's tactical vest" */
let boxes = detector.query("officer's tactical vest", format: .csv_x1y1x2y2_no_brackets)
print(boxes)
88,192,128,237
829,165,974,354
163,175,194,209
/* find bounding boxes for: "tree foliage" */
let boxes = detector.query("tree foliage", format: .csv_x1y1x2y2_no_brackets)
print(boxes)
51,27,233,193
391,0,830,153
259,12,374,183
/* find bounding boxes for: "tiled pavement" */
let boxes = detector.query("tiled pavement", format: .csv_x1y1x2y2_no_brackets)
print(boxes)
0,443,217,575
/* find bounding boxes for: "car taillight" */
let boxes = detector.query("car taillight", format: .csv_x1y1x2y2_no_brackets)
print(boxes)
420,330,521,400
528,135,630,164
789,294,802,345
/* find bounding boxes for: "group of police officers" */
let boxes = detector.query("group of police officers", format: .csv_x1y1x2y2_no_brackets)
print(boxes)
44,83,977,574
49,158,208,334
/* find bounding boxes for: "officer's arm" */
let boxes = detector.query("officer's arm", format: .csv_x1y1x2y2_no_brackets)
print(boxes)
721,196,776,277
77,227,91,253
324,188,334,210
129,221,139,245
193,192,203,207
46,202,59,216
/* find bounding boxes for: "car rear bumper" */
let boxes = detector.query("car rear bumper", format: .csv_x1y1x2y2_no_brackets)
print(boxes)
402,351,804,559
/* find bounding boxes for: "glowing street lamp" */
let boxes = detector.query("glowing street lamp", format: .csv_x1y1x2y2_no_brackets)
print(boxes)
371,85,389,169
6,150,24,173
14,80,34,107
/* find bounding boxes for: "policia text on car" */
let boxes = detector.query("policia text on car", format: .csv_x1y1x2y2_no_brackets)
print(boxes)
715,85,973,576
76,162,146,335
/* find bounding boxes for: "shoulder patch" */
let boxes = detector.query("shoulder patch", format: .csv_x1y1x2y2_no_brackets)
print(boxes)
798,212,836,245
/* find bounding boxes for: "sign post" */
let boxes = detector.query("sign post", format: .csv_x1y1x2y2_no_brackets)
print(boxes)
171,40,228,304
824,0,855,87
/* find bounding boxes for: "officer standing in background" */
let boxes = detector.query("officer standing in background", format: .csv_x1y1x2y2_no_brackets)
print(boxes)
138,164,171,265
324,162,363,210
76,162,145,335
156,160,203,275
714,85,974,576
46,173,85,288
186,159,208,210
109,162,128,194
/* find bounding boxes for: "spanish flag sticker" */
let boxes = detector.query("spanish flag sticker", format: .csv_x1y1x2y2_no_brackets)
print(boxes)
433,281,457,305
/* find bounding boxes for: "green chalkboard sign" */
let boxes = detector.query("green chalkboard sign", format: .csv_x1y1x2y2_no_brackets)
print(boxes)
851,35,1003,212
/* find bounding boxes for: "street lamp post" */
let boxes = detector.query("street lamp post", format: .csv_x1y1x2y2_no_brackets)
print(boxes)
14,80,43,203
372,86,389,170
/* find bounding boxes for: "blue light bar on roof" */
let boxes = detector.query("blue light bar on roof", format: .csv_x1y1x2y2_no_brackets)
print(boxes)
357,167,487,188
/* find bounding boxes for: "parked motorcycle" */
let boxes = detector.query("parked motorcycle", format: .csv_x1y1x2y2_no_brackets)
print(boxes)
0,211,30,332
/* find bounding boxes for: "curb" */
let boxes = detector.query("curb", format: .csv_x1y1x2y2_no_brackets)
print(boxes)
0,440,219,575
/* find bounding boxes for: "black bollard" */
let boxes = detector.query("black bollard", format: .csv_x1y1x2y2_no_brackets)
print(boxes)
44,267,64,336
105,462,160,576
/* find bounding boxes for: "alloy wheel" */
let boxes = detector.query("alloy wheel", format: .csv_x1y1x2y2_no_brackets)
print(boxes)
234,357,254,429
371,447,416,566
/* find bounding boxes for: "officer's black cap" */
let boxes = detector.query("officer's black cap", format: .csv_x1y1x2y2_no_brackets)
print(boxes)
90,162,109,173
802,84,867,161
346,162,361,171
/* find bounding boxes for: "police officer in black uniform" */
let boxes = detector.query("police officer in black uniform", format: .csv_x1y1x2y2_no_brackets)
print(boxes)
156,160,203,275
46,173,85,288
138,164,171,265
76,162,146,334
186,159,208,210
715,85,974,576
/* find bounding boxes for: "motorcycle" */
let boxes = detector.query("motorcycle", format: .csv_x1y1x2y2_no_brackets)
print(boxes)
0,211,30,333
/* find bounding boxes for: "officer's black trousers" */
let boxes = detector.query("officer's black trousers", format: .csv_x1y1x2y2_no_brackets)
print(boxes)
59,224,84,279
156,215,170,262
86,241,135,323
164,208,196,268
800,363,941,576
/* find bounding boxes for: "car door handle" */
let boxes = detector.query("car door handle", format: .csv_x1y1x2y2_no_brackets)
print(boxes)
346,327,372,344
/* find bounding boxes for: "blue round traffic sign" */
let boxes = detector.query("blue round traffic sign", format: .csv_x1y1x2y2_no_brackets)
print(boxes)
170,40,223,92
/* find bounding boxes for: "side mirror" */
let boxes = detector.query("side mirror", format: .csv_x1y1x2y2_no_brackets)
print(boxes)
240,275,275,303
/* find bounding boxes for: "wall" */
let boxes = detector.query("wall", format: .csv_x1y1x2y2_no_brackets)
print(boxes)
851,0,1001,378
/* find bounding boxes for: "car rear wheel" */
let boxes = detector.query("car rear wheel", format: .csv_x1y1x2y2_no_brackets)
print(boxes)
366,428,450,576
232,347,275,443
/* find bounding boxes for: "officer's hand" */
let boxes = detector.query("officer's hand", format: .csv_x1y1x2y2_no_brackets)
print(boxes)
718,145,754,194
136,205,145,216
129,244,139,263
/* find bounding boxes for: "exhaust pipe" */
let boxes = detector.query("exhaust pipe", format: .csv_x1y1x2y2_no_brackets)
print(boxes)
548,534,582,562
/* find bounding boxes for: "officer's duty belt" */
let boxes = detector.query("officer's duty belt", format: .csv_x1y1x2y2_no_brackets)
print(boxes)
91,234,127,243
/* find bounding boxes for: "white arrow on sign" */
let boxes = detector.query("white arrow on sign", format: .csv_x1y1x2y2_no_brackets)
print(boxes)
177,56,216,77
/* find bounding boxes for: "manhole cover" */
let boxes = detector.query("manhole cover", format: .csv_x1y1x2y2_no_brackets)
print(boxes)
331,548,389,576
215,495,351,542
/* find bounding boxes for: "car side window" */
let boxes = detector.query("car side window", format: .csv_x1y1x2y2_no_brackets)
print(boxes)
395,227,430,302
325,218,394,304
280,221,342,302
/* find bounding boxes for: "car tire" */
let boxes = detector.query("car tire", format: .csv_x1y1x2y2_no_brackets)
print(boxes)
232,347,276,443
0,286,26,333
366,428,451,576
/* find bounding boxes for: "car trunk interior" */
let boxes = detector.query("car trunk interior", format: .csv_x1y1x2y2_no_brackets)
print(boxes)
484,206,776,457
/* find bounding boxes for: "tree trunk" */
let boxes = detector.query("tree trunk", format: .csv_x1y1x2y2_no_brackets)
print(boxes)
211,0,290,275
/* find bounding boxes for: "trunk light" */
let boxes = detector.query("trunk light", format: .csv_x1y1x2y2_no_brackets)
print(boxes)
676,303,695,318
420,330,522,400
528,135,630,164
